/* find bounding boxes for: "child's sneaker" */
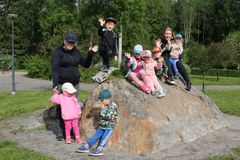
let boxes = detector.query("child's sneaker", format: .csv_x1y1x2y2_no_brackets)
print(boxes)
65,138,71,144
158,92,166,98
76,143,90,153
151,88,158,95
174,73,179,79
88,148,104,156
75,137,83,144
101,65,109,72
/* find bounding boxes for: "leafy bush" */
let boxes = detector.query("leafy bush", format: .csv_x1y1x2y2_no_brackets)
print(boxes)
26,55,51,80
191,68,240,77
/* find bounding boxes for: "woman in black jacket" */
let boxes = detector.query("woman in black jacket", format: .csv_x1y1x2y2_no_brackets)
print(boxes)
160,27,191,91
52,33,98,95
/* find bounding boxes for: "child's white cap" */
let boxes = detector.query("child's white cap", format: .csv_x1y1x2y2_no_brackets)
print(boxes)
133,44,143,54
143,50,152,57
62,82,77,94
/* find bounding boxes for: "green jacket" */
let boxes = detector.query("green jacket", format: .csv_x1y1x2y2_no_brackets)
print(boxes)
98,102,118,129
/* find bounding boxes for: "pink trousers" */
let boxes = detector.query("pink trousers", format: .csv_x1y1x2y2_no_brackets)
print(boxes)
128,70,151,88
146,74,163,92
64,119,81,140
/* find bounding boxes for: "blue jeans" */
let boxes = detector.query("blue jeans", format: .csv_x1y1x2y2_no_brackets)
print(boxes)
87,128,113,150
169,58,179,75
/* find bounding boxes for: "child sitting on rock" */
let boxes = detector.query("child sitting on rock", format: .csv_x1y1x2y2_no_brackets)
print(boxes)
125,44,151,94
142,50,166,98
50,82,83,144
169,34,184,79
76,89,118,156
152,47,168,81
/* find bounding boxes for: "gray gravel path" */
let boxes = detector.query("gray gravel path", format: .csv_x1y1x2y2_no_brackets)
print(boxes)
1,71,240,92
0,71,98,92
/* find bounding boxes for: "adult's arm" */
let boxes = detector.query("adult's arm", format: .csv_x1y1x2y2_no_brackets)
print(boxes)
52,49,61,88
78,50,95,68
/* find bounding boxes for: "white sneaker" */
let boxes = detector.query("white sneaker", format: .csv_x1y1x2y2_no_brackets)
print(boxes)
158,92,166,98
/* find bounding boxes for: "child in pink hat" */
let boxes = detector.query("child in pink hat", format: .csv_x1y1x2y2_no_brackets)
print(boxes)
125,44,151,94
142,50,166,98
50,82,83,144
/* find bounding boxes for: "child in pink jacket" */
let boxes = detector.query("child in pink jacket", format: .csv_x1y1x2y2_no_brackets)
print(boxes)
125,44,151,94
142,50,166,98
51,82,83,144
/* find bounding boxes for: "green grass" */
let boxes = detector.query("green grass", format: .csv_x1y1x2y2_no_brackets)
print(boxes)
0,90,91,120
190,75,240,85
205,90,240,116
204,147,240,160
0,141,55,160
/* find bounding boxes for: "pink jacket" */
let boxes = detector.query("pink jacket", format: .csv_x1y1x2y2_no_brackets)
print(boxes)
51,93,81,120
144,59,162,76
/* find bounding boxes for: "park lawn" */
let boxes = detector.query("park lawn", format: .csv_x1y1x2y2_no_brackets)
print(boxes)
205,90,240,116
190,75,240,85
0,141,55,160
0,90,91,120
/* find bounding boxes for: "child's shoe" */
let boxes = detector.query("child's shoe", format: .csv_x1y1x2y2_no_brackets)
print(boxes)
88,148,104,156
158,92,166,98
174,73,179,79
101,65,109,72
140,85,151,94
75,137,83,144
65,138,71,144
76,143,90,153
151,88,158,95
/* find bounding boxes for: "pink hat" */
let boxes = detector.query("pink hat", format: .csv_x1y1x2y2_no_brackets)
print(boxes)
143,50,152,57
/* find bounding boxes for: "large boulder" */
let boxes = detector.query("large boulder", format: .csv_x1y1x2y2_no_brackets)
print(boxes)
80,79,229,154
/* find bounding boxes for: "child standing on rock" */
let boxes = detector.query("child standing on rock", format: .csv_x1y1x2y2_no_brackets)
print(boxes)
50,82,83,144
76,89,118,156
98,17,118,72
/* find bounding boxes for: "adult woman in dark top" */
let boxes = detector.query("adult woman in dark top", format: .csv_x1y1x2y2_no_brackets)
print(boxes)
160,27,191,91
51,33,98,141
52,33,98,95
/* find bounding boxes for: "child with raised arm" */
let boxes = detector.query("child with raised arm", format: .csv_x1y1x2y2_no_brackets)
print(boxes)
76,89,118,156
125,44,151,94
98,17,118,72
142,50,166,98
50,82,83,144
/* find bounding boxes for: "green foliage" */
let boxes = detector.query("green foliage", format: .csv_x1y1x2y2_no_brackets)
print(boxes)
26,55,51,80
224,31,240,69
204,146,240,160
0,141,55,160
191,68,240,77
205,89,240,116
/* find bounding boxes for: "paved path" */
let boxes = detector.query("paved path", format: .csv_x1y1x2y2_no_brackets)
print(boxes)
1,71,240,92
0,71,98,92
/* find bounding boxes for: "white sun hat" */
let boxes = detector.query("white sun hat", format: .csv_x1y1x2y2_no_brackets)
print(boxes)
62,82,77,94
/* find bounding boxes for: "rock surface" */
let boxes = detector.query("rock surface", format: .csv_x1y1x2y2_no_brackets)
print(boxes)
80,79,230,154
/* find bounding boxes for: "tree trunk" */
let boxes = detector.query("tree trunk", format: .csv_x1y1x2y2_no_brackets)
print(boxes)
202,72,205,93
118,12,123,68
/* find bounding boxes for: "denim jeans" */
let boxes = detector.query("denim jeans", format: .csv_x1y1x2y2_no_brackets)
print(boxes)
169,58,179,75
87,128,113,150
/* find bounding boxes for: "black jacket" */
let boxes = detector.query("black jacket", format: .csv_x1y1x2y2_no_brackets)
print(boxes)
52,44,94,87
98,26,118,56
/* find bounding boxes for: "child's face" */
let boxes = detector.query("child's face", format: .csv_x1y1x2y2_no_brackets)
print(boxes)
153,52,161,58
62,91,72,97
143,56,151,63
175,38,182,44
101,98,111,106
105,22,115,31
134,53,142,59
